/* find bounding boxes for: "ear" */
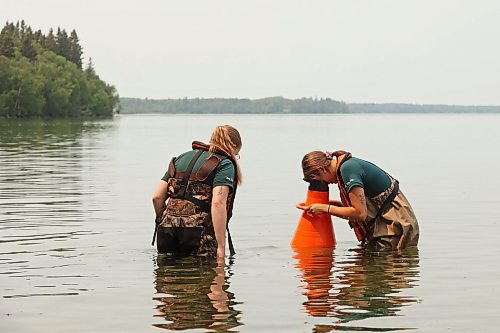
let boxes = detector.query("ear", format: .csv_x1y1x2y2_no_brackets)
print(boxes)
231,145,240,155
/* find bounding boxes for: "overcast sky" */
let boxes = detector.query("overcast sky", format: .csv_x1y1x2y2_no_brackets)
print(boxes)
3,0,500,104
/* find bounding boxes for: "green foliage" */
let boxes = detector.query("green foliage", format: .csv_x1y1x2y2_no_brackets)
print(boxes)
0,24,16,58
120,97,500,114
0,21,119,119
0,55,44,118
120,97,349,114
44,29,57,53
21,27,37,60
69,30,83,69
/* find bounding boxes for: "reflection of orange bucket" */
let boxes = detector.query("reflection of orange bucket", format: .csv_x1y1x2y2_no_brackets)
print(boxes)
291,181,336,248
293,247,334,317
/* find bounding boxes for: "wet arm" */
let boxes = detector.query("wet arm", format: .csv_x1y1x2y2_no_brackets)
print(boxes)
297,187,367,221
330,187,367,220
152,180,168,217
329,199,344,207
212,185,229,258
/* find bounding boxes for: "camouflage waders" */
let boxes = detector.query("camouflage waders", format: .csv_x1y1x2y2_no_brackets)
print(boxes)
158,178,217,257
155,142,237,257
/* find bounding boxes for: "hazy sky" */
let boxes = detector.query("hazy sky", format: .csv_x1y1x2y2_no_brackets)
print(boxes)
3,1,500,104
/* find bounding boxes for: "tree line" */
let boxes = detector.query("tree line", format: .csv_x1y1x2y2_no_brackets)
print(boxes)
0,20,120,118
120,97,349,114
120,97,500,114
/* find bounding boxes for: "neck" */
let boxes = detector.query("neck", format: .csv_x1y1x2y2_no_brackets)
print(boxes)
330,159,338,183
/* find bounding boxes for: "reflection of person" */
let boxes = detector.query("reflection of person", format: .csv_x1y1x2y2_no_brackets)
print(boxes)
152,256,241,331
335,248,420,323
293,247,420,330
152,125,242,259
297,151,419,250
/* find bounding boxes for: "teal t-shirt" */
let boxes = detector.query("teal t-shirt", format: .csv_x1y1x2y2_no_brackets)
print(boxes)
161,150,235,190
339,157,391,198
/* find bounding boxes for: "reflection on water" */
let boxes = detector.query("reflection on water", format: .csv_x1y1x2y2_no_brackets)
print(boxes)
3,114,498,332
152,255,242,332
0,119,113,299
293,247,420,332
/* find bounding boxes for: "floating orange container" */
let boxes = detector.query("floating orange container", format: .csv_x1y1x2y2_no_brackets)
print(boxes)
291,181,336,248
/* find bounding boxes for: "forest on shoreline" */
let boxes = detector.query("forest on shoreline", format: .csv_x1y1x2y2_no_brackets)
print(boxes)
0,21,119,119
120,97,500,114
2,20,497,118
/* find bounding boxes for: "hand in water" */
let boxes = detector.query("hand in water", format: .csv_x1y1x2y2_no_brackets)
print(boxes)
217,247,225,262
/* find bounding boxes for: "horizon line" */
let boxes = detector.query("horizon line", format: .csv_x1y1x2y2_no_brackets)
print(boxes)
119,96,500,107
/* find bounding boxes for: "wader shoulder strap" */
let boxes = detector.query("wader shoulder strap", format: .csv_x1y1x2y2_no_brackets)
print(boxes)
227,224,235,256
183,146,237,256
183,152,224,213
177,149,204,198
335,153,370,242
168,157,176,178
195,154,223,181
225,164,238,257
368,180,399,225
152,151,203,246
193,152,236,256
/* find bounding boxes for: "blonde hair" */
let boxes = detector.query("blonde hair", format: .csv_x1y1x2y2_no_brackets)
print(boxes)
301,150,346,181
209,125,242,185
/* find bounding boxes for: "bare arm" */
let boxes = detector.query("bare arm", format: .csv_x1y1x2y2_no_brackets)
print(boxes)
329,199,344,207
211,185,230,259
296,186,367,221
152,180,168,217
346,186,368,221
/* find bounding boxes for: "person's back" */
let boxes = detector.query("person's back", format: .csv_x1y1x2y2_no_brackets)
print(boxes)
339,157,391,198
336,154,419,249
169,149,235,189
158,145,236,256
152,126,242,259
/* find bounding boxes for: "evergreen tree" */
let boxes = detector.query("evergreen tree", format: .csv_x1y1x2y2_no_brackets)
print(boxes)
44,28,57,52
0,21,119,119
19,20,26,37
69,30,83,68
21,27,37,61
85,57,96,78
56,28,70,59
34,29,43,44
0,24,15,58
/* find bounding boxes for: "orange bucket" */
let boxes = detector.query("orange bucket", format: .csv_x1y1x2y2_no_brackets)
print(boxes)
291,181,336,248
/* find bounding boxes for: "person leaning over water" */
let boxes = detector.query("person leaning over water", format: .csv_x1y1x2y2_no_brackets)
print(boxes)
297,150,419,250
151,125,242,259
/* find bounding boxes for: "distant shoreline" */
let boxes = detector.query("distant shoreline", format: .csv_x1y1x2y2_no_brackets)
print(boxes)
120,97,500,114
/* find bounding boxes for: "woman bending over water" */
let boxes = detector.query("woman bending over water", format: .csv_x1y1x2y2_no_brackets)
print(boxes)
297,150,419,250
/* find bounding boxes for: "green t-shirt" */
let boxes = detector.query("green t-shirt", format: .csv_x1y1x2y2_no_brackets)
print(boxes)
161,150,235,190
339,157,391,198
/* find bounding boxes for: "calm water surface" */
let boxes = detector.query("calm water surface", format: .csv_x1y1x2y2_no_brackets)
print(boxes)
1,114,499,332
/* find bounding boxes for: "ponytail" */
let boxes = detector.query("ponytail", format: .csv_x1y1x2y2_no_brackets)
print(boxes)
209,125,243,185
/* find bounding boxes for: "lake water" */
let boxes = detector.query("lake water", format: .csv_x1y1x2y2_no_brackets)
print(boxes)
1,114,499,332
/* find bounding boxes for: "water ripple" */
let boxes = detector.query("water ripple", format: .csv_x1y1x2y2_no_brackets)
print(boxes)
293,247,420,332
0,119,114,304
